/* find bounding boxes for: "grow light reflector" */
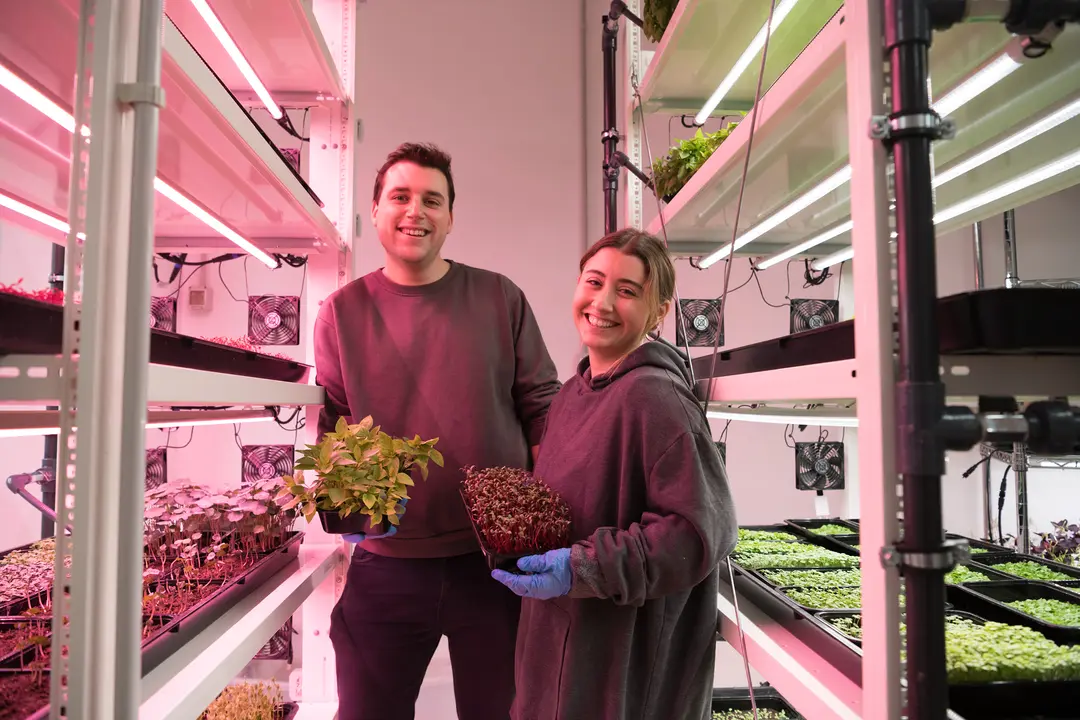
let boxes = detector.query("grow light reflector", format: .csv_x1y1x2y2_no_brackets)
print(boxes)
694,0,802,124
186,0,283,120
698,165,852,269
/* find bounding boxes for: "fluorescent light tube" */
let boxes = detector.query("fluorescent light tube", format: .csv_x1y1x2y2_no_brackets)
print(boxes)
153,178,277,268
187,0,283,120
932,54,1022,118
698,166,851,268
811,246,853,270
706,409,858,427
695,0,801,124
935,97,1080,186
0,63,89,136
0,191,72,235
1,58,276,267
755,220,853,270
814,147,1080,269
0,410,276,439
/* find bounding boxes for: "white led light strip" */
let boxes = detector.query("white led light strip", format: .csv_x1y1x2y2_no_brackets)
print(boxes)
696,48,1022,268
695,0,802,125
0,59,277,268
811,146,1080,270
187,0,282,119
0,411,276,439
706,409,858,427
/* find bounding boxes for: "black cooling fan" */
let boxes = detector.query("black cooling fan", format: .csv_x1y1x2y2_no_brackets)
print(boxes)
790,299,839,334
676,299,723,348
145,447,168,491
241,444,295,485
254,619,295,663
794,442,845,491
150,296,177,333
715,440,727,465
248,295,300,346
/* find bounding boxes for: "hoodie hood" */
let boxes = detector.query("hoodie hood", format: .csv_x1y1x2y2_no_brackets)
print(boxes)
579,340,693,391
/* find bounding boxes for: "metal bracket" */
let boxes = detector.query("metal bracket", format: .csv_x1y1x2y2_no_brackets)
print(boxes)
117,82,166,109
880,538,970,570
869,112,955,141
601,129,621,142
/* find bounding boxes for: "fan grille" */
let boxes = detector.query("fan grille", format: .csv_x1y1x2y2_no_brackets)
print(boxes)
145,447,167,490
794,441,845,491
150,296,177,333
676,299,723,348
241,445,295,486
790,299,839,334
248,295,300,346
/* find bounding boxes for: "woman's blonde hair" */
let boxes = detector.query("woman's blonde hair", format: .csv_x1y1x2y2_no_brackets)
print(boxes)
579,228,675,336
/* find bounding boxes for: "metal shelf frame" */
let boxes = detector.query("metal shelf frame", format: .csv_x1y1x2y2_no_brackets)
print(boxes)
0,0,359,718
621,1,1080,718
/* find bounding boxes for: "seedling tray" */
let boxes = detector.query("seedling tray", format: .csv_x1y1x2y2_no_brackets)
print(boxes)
743,566,863,591
457,487,539,573
0,292,310,383
971,554,1080,582
814,609,985,650
949,580,1080,645
783,517,859,537
711,685,802,718
141,531,303,672
0,618,50,670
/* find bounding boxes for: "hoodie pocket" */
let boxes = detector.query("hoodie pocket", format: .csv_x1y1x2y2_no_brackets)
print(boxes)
514,599,571,720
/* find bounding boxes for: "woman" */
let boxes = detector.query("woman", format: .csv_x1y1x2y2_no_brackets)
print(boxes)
491,228,738,720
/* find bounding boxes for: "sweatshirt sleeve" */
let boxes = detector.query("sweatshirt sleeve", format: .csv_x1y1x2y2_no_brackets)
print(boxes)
503,279,562,446
567,429,738,606
313,301,351,440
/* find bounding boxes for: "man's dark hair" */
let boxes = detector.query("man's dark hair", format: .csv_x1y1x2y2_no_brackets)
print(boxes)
372,142,455,210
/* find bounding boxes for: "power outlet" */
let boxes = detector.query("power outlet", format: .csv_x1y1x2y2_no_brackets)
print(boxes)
188,286,212,311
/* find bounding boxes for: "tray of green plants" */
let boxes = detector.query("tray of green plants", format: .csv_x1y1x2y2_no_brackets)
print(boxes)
729,525,860,572
784,518,859,537
949,581,1080,645
711,685,802,719
971,555,1080,584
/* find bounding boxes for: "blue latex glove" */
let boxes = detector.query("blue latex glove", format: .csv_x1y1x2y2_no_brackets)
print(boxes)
491,548,572,600
343,497,408,543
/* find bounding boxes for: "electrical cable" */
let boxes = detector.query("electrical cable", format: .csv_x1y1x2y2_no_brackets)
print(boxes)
997,464,1011,547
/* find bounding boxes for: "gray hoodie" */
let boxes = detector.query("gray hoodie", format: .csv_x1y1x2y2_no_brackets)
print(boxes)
511,341,738,720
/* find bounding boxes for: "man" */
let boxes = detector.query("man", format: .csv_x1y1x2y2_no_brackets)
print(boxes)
314,142,561,720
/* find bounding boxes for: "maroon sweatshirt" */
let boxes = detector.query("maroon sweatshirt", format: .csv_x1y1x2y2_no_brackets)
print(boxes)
512,341,737,720
313,260,561,558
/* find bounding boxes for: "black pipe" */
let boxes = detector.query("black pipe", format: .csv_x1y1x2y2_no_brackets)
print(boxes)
886,0,948,717
602,14,619,234
40,243,65,539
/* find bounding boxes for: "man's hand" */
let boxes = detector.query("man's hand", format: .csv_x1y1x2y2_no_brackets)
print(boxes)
342,497,408,543
491,548,572,600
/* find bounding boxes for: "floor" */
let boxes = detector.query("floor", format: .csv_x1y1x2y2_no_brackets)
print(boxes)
413,639,762,718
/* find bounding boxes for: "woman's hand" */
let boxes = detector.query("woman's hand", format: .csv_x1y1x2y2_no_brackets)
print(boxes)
491,548,572,599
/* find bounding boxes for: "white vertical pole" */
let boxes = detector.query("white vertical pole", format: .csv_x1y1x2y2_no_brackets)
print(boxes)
55,0,161,716
845,0,902,718
624,0,644,231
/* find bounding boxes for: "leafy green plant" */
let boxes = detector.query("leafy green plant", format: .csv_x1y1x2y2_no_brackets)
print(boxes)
994,560,1074,582
642,0,679,43
827,615,863,640
1006,598,1080,627
945,565,991,584
760,568,862,588
737,528,801,544
201,681,284,720
278,416,443,530
651,123,740,200
1032,519,1080,566
945,617,1080,683
713,711,791,720
809,523,853,536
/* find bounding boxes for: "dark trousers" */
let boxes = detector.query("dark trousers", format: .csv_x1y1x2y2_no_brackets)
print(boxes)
330,548,521,720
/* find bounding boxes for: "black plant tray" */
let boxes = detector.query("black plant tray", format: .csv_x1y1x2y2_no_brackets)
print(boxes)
141,531,304,673
279,703,300,720
732,523,861,569
457,487,538,573
743,565,862,590
711,685,803,718
0,292,310,383
690,288,1080,383
971,554,1080,582
948,580,1080,645
784,517,859,537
